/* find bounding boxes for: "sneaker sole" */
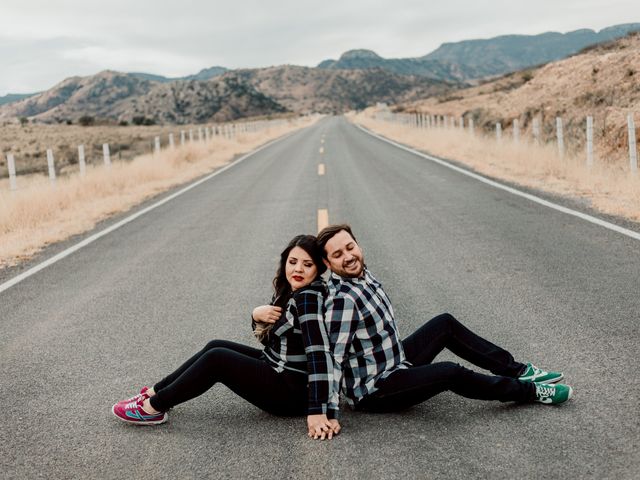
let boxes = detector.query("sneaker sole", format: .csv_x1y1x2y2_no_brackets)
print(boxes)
111,405,168,425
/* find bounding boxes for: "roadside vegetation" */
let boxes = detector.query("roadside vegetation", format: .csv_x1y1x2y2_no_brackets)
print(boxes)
351,110,640,224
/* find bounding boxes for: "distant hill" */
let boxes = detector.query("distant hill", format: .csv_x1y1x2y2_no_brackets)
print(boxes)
224,65,452,113
0,93,38,106
0,65,452,123
318,23,640,82
128,66,228,83
0,71,287,124
318,50,481,83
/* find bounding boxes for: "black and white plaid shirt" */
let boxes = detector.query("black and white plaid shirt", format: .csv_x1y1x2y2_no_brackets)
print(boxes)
256,280,337,417
325,268,410,412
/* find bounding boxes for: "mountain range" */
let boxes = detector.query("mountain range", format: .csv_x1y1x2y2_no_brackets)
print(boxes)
1,23,638,124
318,23,640,81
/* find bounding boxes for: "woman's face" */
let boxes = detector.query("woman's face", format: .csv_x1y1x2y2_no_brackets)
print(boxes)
285,246,318,291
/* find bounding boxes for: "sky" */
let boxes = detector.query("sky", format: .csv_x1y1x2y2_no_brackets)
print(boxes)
1,0,639,95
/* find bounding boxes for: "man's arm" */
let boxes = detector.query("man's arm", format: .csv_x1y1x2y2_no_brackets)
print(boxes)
324,293,360,416
294,290,337,419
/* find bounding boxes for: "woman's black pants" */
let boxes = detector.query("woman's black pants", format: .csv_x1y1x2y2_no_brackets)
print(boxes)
356,313,536,412
149,340,307,416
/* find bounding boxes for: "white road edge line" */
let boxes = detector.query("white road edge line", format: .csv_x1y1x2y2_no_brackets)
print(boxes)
355,123,640,242
0,132,295,295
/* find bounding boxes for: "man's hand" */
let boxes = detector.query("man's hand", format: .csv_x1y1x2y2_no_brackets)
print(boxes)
328,419,341,436
252,305,282,324
307,414,337,440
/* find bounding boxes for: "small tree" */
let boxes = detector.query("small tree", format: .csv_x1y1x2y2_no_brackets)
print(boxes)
19,117,28,127
78,115,95,126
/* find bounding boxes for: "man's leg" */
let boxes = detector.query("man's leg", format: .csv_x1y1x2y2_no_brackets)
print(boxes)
357,361,535,413
401,313,525,377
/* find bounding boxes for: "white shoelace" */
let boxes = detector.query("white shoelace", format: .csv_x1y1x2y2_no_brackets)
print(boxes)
125,400,140,410
535,384,555,397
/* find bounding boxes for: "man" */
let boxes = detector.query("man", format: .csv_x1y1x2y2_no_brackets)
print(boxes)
317,224,572,417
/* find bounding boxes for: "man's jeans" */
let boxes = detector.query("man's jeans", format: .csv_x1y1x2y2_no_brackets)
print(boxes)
356,313,536,412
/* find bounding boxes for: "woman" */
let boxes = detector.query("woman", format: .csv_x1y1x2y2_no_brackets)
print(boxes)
112,234,340,440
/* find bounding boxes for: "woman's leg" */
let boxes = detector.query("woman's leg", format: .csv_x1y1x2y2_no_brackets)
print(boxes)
153,340,262,392
401,313,525,377
357,361,535,413
150,346,307,416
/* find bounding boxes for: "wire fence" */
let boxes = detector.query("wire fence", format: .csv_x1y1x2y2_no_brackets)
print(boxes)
1,119,289,191
375,110,639,174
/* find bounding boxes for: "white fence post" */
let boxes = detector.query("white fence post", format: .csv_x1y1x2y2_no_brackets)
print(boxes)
532,118,541,146
154,136,161,154
628,113,638,173
198,128,203,142
180,131,185,146
496,123,502,142
103,143,111,167
205,127,210,141
556,117,564,158
78,145,86,177
169,133,175,149
586,116,594,168
469,118,475,135
46,149,56,184
513,119,520,144
7,154,17,190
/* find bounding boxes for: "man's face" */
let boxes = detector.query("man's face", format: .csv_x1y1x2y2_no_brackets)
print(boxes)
323,230,365,278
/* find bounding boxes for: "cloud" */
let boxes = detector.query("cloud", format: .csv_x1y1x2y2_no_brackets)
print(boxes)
1,0,639,94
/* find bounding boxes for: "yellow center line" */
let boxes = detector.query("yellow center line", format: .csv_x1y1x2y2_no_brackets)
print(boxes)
318,163,325,175
317,209,329,233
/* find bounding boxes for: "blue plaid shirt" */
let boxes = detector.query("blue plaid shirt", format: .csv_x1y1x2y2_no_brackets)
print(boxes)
324,268,410,412
256,280,337,417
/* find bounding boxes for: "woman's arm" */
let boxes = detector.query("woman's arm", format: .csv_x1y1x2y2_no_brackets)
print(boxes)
252,305,282,324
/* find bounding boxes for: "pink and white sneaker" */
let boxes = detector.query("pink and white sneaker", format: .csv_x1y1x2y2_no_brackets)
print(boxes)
112,398,167,425
116,386,151,406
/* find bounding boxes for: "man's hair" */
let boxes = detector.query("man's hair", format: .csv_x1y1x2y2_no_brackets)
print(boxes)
317,224,357,258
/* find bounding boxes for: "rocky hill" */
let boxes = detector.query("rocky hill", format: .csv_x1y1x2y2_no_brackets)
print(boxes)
0,66,452,124
318,49,481,82
0,93,37,106
225,65,451,113
0,71,288,124
318,23,640,82
403,32,640,159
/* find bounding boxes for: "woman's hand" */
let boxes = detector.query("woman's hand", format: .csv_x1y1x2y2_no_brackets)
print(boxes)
307,414,338,440
252,305,282,324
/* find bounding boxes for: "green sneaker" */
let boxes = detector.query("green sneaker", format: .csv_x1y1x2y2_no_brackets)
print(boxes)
519,363,564,384
534,382,573,405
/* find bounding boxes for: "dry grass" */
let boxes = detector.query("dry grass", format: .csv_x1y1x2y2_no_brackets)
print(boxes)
0,116,318,269
351,111,640,223
404,33,640,166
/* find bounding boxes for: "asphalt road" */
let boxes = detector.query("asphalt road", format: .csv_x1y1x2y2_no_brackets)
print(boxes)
1,116,638,479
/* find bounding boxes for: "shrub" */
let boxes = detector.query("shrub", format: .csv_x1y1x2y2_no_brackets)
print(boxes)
78,115,95,126
132,116,156,126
